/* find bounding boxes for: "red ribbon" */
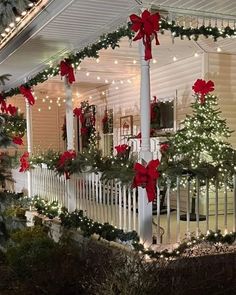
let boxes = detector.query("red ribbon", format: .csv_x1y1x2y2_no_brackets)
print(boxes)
57,150,76,179
19,152,30,172
60,60,75,84
19,85,35,105
132,159,160,202
13,136,23,145
192,79,214,104
160,143,169,153
7,104,17,116
73,107,85,124
58,150,76,167
130,10,160,61
115,144,129,154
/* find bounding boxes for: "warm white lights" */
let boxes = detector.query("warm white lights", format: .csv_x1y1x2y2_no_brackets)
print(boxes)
194,53,199,57
114,60,118,64
9,23,15,28
15,17,21,22
133,59,137,64
173,56,177,62
153,59,157,64
5,27,10,33
97,76,100,80
21,11,27,16
217,47,222,52
86,72,90,76
96,58,100,63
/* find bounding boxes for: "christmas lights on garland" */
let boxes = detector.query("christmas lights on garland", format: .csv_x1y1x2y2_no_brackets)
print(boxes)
30,195,236,260
3,15,236,100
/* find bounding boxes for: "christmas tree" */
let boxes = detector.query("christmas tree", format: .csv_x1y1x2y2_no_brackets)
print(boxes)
160,79,236,184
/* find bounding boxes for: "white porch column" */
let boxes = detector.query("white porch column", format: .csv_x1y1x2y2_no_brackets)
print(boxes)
25,99,33,198
64,78,76,212
138,40,153,246
64,79,74,150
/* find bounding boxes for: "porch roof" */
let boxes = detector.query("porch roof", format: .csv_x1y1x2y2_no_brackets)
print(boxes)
0,0,236,96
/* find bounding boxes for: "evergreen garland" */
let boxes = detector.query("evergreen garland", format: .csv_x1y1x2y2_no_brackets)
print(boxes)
3,18,236,99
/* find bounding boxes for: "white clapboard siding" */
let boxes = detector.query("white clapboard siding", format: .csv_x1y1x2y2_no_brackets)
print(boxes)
207,53,236,148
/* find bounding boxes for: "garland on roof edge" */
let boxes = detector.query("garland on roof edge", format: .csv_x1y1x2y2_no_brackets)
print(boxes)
3,17,236,99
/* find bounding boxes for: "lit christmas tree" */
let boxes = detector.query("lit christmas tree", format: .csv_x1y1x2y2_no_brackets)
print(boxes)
160,79,236,184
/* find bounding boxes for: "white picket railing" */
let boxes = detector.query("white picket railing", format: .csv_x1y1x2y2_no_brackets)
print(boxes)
7,167,236,246
30,167,139,233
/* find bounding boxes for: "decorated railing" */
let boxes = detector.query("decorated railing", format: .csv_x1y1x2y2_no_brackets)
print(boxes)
7,167,236,245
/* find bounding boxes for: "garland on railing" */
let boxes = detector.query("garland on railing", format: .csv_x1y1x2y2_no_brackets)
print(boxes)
3,15,236,99
29,195,236,260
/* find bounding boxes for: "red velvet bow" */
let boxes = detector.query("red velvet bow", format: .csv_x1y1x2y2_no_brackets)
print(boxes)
130,10,160,61
7,104,17,116
73,107,85,124
115,144,129,154
60,60,75,84
19,152,30,172
13,136,23,145
58,150,76,180
160,143,169,153
19,85,35,105
58,150,76,167
192,79,214,104
132,159,160,202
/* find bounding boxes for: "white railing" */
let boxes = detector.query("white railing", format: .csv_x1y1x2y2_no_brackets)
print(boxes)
30,167,139,233
7,167,236,246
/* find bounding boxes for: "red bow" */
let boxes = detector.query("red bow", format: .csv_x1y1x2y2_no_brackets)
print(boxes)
19,85,35,105
160,143,169,153
7,104,17,116
192,79,214,104
130,10,160,61
115,144,129,154
19,152,30,172
13,136,23,145
58,150,76,167
60,60,75,84
73,107,85,124
58,150,76,179
132,159,160,202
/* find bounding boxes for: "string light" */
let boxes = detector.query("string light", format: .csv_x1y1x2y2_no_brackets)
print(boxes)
114,60,118,64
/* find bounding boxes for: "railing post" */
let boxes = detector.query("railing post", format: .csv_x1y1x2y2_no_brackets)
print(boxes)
64,78,76,212
138,39,153,247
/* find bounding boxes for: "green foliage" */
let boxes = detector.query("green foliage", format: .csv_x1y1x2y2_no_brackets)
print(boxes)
6,226,56,279
32,196,60,219
0,74,11,86
30,149,60,170
59,207,139,243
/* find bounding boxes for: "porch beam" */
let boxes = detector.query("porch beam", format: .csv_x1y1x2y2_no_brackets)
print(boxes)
138,40,153,247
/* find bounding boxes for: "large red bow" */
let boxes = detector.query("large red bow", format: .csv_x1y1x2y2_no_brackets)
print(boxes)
58,150,76,167
58,150,76,179
130,10,160,61
73,107,85,124
19,152,30,172
19,85,35,105
132,159,160,202
13,136,23,145
60,60,75,84
115,144,129,154
192,79,214,104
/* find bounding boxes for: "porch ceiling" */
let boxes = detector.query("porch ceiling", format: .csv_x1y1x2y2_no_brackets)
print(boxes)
1,0,236,97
